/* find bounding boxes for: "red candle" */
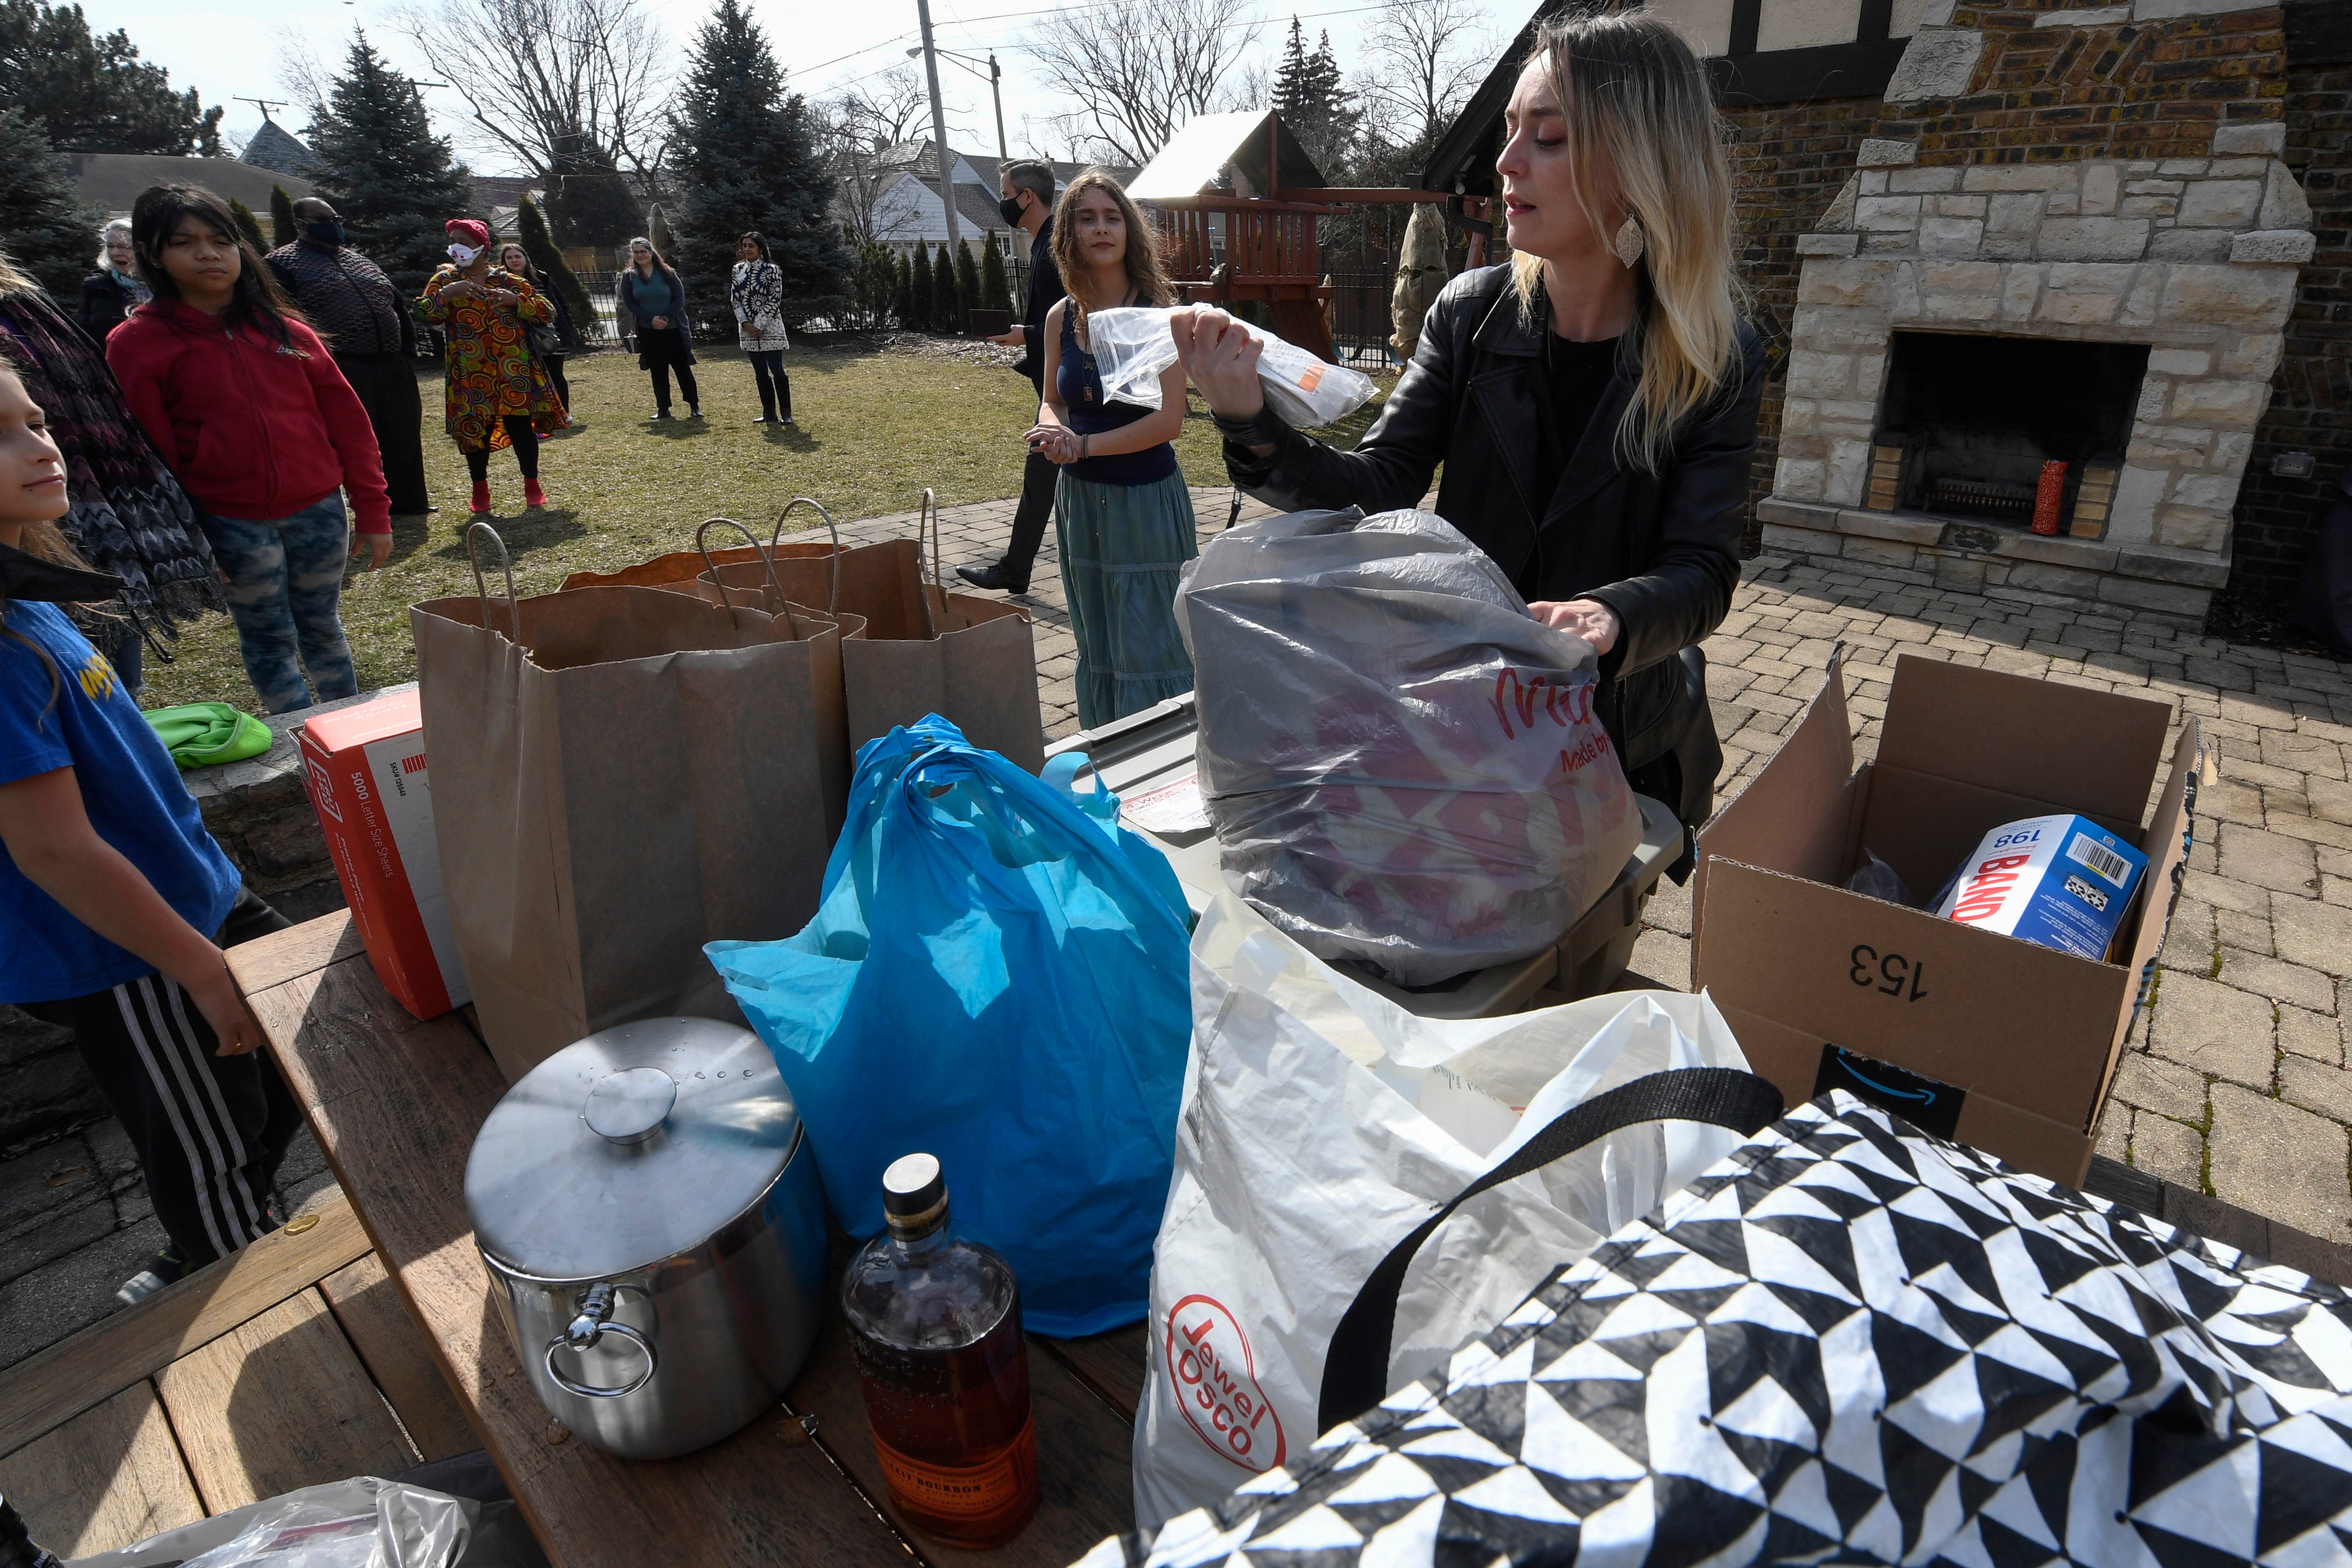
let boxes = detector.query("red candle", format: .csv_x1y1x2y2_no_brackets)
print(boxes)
2032,460,2067,535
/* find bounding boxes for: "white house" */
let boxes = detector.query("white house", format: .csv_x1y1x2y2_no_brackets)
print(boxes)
852,141,1139,270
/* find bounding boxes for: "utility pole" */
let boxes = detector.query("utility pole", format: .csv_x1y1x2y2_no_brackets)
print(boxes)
987,54,1007,163
913,0,962,260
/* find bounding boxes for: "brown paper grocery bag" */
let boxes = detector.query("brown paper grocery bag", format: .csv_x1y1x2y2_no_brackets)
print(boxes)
698,493,1046,772
413,528,853,1082
557,497,842,594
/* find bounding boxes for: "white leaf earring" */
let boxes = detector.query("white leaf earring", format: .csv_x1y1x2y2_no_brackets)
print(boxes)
1612,214,1646,268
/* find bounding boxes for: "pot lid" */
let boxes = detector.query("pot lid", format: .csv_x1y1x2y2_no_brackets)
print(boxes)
463,1016,800,1281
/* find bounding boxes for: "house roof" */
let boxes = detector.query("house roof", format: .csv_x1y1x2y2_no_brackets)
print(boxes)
239,119,319,178
1127,111,1325,202
877,140,1136,199
67,154,315,220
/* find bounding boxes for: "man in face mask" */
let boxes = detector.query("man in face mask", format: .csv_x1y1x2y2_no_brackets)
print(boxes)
263,197,432,516
958,160,1060,594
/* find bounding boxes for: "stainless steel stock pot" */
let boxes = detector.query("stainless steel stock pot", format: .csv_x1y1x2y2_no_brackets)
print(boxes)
462,1017,826,1459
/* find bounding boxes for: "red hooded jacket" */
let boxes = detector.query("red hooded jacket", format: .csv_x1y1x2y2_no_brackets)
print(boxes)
105,298,392,534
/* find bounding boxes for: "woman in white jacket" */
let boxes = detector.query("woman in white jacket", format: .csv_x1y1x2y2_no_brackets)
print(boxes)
730,232,791,425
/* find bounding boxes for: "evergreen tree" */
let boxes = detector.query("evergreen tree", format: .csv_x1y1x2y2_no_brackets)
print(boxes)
980,238,1010,315
304,33,475,293
933,240,963,333
954,242,982,333
669,0,850,326
1271,18,1359,178
0,105,98,297
910,239,934,333
269,183,298,249
891,250,913,329
542,134,641,249
851,238,896,331
226,197,267,255
0,0,222,154
518,193,595,348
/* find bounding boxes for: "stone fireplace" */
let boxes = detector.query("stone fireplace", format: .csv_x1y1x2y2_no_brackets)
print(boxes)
1756,1,2316,627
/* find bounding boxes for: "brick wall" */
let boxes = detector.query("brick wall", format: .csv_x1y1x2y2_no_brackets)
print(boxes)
1882,4,2288,165
1725,96,1886,551
2227,35,2352,597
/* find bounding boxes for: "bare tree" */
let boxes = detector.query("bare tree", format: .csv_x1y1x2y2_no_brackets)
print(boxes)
1023,0,1262,166
816,68,938,246
1362,0,1491,151
390,0,671,180
830,65,929,153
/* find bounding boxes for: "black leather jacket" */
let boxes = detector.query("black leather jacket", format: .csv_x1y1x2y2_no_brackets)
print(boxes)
1223,264,1765,826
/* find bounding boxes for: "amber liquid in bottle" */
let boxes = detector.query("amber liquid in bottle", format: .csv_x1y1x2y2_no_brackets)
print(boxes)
842,1155,1038,1547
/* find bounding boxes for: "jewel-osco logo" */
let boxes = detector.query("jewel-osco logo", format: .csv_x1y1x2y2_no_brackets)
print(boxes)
1166,1294,1283,1472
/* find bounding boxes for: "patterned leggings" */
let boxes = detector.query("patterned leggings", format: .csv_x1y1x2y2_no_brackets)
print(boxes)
202,493,358,714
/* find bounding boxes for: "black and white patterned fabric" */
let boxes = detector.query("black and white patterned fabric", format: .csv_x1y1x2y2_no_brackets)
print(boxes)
1077,1092,2352,1567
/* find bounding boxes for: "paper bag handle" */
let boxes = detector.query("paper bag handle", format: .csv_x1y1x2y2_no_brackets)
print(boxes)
695,517,804,640
1315,1066,1785,1437
915,489,943,591
769,496,842,615
464,521,518,638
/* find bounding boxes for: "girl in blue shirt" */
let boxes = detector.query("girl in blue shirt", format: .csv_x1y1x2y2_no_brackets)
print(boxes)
0,354,297,1306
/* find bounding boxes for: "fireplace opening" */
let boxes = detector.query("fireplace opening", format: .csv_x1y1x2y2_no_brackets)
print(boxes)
1874,331,2149,530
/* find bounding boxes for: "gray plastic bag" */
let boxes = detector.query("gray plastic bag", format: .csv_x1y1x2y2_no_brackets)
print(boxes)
1175,508,1643,985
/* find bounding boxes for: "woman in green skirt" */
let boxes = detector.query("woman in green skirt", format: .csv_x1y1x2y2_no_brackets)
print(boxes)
1026,169,1195,728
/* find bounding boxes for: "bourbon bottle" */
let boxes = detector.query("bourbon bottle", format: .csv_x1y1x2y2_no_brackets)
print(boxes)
841,1153,1038,1547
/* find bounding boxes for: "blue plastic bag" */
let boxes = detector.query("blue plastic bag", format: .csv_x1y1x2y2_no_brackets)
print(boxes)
707,716,1194,1336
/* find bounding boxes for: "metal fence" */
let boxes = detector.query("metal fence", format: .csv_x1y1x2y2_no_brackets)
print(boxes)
1324,268,1403,371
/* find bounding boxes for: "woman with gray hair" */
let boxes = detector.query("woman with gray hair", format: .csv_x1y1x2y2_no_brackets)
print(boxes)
77,221,148,340
614,235,698,420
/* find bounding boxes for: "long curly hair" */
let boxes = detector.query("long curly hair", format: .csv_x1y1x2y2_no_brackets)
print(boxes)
1049,168,1172,344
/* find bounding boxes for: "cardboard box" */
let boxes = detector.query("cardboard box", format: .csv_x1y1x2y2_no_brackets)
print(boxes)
1693,652,2203,1185
298,690,471,1019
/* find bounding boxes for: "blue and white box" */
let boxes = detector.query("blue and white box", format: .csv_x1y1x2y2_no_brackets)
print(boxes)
1935,814,2149,960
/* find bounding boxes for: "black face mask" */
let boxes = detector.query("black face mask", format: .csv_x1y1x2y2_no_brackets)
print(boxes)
0,541,126,604
999,194,1028,227
305,219,346,247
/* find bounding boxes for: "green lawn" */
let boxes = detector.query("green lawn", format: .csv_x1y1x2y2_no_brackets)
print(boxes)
139,339,1391,713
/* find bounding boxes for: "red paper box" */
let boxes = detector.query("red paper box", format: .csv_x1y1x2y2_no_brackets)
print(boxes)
298,690,470,1019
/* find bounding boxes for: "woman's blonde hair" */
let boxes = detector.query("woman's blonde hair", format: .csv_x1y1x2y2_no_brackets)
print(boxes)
1510,7,1743,473
1050,168,1172,343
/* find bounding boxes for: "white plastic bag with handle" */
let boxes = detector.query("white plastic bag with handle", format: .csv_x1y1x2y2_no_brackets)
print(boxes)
1083,306,1378,428
1130,890,1763,1534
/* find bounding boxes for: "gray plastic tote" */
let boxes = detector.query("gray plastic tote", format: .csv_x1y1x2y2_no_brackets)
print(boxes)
1174,507,1642,986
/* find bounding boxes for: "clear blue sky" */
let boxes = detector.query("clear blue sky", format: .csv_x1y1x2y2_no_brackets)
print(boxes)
89,0,1531,175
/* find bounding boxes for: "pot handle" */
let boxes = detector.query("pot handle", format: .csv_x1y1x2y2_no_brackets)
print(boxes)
543,1282,657,1400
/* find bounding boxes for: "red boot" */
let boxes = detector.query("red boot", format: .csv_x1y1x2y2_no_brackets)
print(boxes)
523,478,548,510
469,480,492,515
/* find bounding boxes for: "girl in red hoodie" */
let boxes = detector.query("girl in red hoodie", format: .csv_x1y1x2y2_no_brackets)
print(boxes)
107,185,392,714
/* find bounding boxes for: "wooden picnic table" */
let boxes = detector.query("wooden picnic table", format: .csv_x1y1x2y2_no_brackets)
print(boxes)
229,911,1147,1568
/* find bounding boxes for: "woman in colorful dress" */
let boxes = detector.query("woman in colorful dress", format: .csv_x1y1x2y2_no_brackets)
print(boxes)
1026,169,1195,727
730,232,790,425
418,220,567,515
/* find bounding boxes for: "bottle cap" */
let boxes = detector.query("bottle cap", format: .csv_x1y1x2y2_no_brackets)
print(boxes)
882,1152,947,1235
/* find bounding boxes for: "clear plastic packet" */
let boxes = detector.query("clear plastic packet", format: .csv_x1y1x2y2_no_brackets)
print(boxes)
1083,306,1378,429
1844,848,1919,908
